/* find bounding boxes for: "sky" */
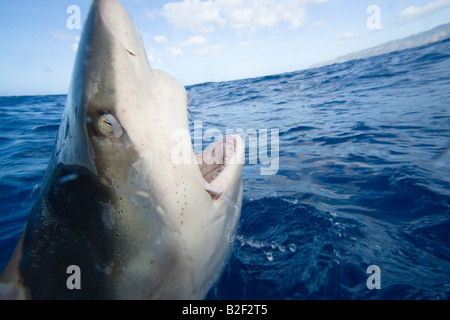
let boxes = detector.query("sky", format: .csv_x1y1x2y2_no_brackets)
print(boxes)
0,0,450,96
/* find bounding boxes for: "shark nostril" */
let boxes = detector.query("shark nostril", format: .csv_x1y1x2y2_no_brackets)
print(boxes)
126,49,137,56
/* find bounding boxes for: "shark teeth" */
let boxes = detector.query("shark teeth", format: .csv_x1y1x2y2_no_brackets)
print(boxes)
204,181,223,200
196,135,240,200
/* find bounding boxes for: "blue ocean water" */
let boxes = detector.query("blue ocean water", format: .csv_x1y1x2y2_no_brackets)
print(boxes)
1,39,449,300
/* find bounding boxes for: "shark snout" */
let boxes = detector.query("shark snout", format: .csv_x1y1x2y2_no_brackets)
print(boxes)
94,0,148,59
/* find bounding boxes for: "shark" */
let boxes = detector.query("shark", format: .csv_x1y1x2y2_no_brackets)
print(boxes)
0,0,244,299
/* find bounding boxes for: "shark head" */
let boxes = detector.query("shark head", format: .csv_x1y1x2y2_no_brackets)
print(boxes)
3,0,243,299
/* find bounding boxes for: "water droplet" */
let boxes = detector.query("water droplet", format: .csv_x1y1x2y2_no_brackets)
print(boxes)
288,243,297,252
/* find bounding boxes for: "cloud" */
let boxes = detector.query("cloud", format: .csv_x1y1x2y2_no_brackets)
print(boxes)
162,0,226,33
182,36,209,46
160,0,328,33
221,0,306,31
337,32,360,40
145,8,157,19
312,20,326,27
149,35,183,57
397,0,450,23
71,35,81,52
193,44,221,56
237,41,252,47
51,30,80,52
153,35,168,43
167,46,184,56
148,54,163,65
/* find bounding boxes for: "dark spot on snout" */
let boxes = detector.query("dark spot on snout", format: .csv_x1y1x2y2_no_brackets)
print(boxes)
126,49,136,56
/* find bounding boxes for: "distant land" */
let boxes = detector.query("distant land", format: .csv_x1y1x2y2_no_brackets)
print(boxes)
311,23,450,68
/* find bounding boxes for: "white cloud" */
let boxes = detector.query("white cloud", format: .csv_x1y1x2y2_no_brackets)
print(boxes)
145,8,157,19
162,0,226,33
51,30,73,41
397,0,450,23
182,35,209,46
160,0,328,33
337,32,360,40
167,46,184,56
51,30,80,52
71,35,81,52
312,20,326,27
221,0,306,31
237,41,252,47
153,35,168,43
193,44,221,56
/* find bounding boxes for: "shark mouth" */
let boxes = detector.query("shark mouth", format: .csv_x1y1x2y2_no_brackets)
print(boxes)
196,135,241,200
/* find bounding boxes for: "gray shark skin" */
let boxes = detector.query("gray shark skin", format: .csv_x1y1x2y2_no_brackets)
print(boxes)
0,0,244,300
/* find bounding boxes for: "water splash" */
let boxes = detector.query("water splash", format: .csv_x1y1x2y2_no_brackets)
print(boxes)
234,234,297,261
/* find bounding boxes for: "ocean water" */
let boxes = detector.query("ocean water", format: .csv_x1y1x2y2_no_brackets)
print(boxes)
1,39,449,300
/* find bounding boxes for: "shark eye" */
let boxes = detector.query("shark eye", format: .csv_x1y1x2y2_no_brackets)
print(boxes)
98,114,123,139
